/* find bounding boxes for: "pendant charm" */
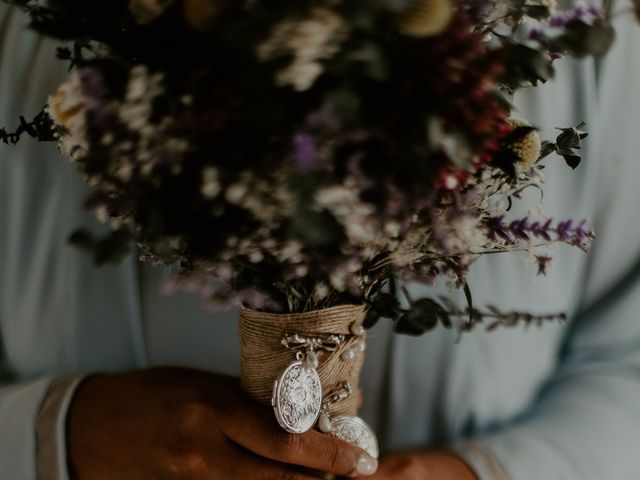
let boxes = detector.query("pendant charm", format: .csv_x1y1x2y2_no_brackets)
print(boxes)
329,416,379,459
272,357,322,434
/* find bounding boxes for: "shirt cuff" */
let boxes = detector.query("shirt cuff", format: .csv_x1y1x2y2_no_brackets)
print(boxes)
453,440,510,480
0,378,52,479
36,375,87,480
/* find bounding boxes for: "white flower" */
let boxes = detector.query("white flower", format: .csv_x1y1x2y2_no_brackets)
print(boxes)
95,204,109,224
225,181,248,204
47,72,89,160
433,214,488,254
315,181,378,245
257,7,348,91
119,66,165,132
201,167,221,199
276,61,323,92
129,0,175,25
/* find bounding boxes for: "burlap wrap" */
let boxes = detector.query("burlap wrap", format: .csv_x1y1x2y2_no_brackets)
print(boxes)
239,304,366,418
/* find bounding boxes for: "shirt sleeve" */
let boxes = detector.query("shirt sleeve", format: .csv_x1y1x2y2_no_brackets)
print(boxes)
456,279,640,479
35,375,86,480
455,272,640,480
0,378,52,479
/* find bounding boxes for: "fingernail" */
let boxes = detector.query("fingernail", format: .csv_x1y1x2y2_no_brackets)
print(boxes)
356,454,378,476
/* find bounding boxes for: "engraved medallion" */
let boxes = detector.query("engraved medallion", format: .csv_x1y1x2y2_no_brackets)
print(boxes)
272,360,322,434
329,416,379,458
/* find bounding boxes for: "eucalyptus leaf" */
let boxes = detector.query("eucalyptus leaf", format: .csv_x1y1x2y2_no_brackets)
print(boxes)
557,19,615,58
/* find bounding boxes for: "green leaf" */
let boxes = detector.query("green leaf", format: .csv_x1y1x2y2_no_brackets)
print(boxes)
557,19,615,58
69,228,133,265
556,123,588,151
522,4,550,20
69,229,97,251
394,298,445,336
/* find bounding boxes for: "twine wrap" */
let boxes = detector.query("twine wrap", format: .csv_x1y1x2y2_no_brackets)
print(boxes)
239,305,366,418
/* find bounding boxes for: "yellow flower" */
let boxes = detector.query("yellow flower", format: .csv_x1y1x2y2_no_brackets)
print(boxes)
506,118,542,171
48,82,84,129
397,0,455,38
129,0,175,25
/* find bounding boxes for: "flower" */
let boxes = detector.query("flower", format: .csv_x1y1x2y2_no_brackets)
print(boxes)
397,0,455,38
201,167,221,198
505,118,542,171
182,0,227,31
432,213,488,255
257,7,348,91
129,0,175,25
119,65,165,132
13,0,599,315
48,79,84,128
46,71,88,159
293,133,318,171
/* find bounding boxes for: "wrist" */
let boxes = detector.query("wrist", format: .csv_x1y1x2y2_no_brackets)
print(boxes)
423,451,479,480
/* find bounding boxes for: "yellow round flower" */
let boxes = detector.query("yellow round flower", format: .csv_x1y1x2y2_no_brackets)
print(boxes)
398,0,455,38
506,118,542,171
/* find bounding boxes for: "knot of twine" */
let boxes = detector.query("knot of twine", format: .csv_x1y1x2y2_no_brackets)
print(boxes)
239,305,366,418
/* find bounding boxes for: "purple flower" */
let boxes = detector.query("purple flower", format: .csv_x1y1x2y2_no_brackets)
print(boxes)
548,3,603,28
293,133,318,171
549,13,568,27
587,3,603,17
79,67,107,102
528,27,545,42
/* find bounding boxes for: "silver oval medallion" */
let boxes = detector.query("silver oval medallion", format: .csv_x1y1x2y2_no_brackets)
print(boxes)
329,416,379,458
272,360,322,434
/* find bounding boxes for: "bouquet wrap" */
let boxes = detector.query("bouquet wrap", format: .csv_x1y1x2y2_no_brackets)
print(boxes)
239,305,366,418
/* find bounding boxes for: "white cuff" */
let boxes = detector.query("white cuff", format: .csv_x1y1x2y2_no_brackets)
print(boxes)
0,378,52,479
36,375,87,480
453,440,510,480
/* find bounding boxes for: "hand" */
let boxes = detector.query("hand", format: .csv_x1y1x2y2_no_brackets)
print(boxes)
362,451,477,480
67,367,378,479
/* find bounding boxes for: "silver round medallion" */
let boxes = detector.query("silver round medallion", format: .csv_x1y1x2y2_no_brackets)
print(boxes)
272,360,322,434
329,416,379,459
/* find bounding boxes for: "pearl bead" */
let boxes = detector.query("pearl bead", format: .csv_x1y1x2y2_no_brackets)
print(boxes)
319,413,334,433
357,341,367,352
341,347,356,361
350,323,365,336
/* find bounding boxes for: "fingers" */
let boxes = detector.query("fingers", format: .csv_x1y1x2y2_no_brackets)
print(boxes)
225,442,324,480
166,434,324,480
219,395,378,477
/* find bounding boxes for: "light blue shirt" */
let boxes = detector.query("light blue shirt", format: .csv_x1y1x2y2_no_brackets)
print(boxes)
1,3,640,479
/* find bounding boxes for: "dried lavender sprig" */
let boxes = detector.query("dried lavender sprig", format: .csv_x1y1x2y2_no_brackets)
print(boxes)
485,215,595,252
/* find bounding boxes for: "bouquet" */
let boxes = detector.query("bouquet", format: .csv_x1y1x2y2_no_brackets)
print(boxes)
2,0,626,456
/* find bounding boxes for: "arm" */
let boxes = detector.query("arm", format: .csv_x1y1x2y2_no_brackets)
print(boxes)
454,273,640,479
